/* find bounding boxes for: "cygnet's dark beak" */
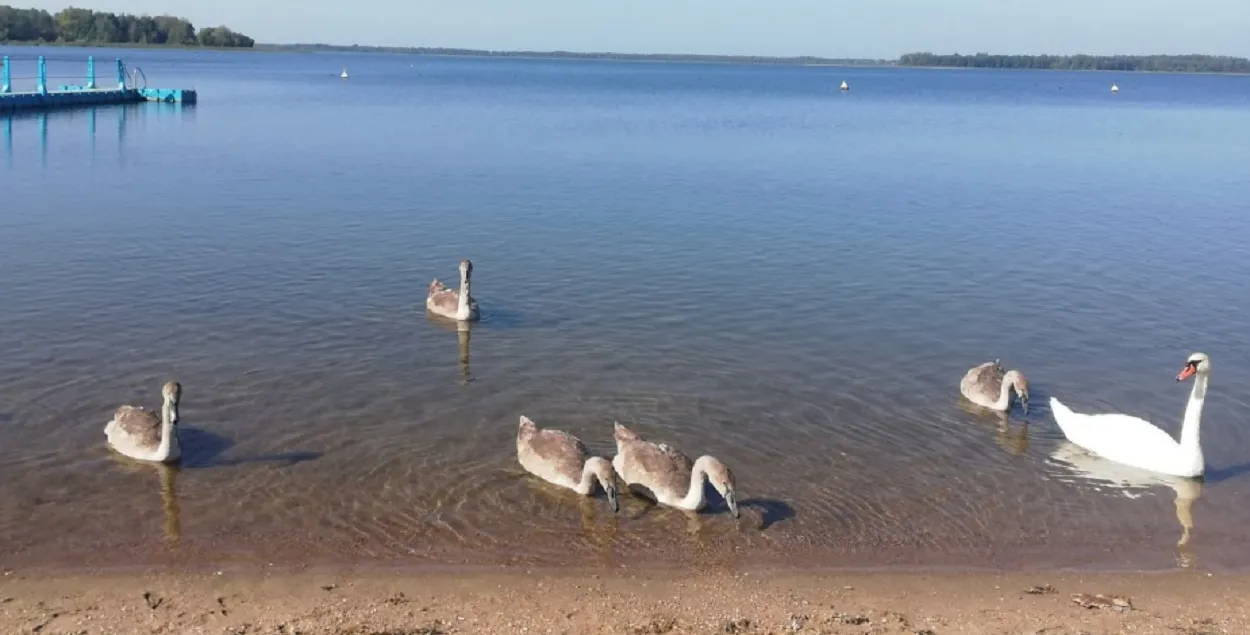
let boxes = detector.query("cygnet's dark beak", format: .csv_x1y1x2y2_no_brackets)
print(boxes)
1019,394,1029,414
725,489,739,518
606,485,619,513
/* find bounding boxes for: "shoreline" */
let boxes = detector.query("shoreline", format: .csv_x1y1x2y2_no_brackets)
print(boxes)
2,567,1247,634
3,538,1227,579
0,560,1227,580
0,555,1230,580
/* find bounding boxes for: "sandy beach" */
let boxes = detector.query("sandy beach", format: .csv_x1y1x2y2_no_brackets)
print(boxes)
2,566,1247,634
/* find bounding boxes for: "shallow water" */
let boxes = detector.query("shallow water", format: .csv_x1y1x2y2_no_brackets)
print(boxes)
2,47,1250,572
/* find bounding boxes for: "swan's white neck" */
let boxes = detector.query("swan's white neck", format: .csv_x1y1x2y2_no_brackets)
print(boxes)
994,375,1016,410
457,269,472,317
575,460,599,495
1179,372,1208,456
678,459,709,510
154,399,176,461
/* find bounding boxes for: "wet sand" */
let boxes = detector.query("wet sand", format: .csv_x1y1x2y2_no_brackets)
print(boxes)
2,566,1247,634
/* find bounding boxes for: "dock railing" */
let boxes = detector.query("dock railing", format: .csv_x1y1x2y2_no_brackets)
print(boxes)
1,55,136,95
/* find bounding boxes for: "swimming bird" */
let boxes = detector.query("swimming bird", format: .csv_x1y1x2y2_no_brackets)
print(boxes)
960,359,1030,413
1050,352,1211,478
611,422,738,517
104,381,182,463
517,416,618,512
426,259,480,322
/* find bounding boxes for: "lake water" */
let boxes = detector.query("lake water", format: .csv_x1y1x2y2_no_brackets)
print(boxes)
3,46,1250,573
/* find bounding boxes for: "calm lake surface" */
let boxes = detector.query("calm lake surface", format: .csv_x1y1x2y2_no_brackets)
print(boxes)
3,46,1250,572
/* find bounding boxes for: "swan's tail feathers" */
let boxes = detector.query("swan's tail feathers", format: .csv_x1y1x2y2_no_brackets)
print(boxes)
1049,397,1079,434
1049,396,1068,414
613,421,642,444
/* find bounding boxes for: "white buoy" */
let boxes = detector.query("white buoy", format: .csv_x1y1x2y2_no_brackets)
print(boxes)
1110,82,1119,93
840,80,849,91
341,67,349,79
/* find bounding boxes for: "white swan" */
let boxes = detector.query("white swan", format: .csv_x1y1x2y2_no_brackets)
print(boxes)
960,359,1030,413
1050,352,1210,477
611,422,738,517
426,259,480,322
517,416,618,512
104,380,182,463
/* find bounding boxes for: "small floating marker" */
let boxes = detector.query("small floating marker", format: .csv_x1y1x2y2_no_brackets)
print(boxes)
340,67,349,79
840,80,849,91
1110,82,1119,93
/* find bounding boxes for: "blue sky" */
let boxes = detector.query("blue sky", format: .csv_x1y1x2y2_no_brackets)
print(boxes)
20,0,1250,58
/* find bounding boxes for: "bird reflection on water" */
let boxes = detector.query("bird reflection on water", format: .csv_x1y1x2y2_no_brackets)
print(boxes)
107,455,182,548
1048,441,1202,569
424,314,475,386
956,399,1030,457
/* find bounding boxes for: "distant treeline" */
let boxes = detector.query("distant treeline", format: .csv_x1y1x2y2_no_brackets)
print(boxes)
899,52,1250,74
257,45,1250,74
258,43,892,67
0,5,253,47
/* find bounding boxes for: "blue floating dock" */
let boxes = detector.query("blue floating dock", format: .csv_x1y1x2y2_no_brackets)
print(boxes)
0,55,195,114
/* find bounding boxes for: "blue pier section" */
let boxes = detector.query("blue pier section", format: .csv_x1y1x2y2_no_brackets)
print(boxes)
0,55,196,114
138,88,197,104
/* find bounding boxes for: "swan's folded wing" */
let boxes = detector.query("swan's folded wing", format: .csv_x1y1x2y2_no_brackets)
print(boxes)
427,280,461,314
110,405,162,449
523,428,589,481
623,440,694,495
962,362,1004,400
1057,411,1185,465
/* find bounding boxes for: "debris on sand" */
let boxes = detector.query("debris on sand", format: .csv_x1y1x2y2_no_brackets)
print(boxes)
335,627,446,635
142,591,162,610
787,613,809,631
632,616,678,634
1072,593,1132,612
1024,584,1056,595
1171,617,1220,635
832,612,870,625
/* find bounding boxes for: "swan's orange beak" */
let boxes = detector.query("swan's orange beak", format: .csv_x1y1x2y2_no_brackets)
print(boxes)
1176,364,1196,381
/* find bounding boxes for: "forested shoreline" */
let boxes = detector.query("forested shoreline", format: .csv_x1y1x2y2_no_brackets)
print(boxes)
256,43,888,66
898,52,1250,74
267,45,1250,73
0,5,253,48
